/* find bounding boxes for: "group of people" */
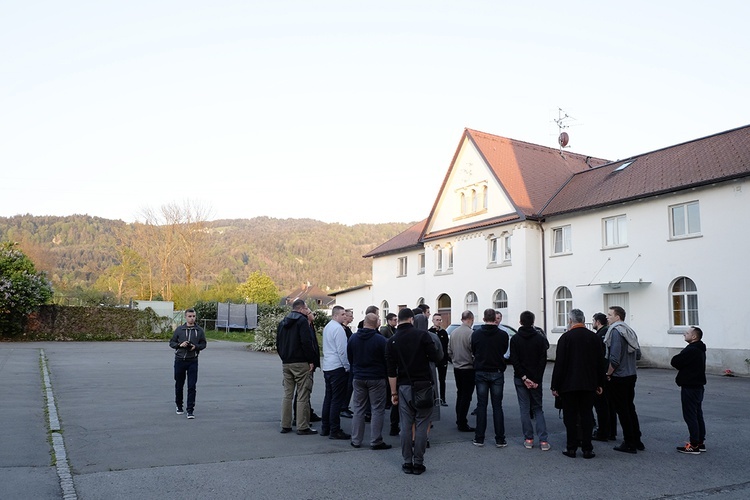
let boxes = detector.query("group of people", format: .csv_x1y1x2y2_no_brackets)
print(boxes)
169,301,708,474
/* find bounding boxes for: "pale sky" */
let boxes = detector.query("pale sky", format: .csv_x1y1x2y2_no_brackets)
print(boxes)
2,1,748,225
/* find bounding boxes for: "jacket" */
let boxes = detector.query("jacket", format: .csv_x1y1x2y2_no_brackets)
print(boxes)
347,327,388,380
448,324,474,369
169,324,207,360
429,326,450,366
509,325,549,383
386,324,440,386
276,310,317,364
550,325,604,393
471,324,509,372
671,340,707,387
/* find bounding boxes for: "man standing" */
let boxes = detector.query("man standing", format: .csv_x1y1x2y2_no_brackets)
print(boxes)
321,305,351,440
387,307,440,475
551,309,603,458
169,308,207,419
276,299,318,435
413,304,430,331
340,309,356,419
510,310,550,451
380,313,397,338
428,313,450,406
471,309,509,448
356,305,379,330
671,326,707,454
605,306,645,454
448,310,475,432
592,312,616,442
348,313,391,450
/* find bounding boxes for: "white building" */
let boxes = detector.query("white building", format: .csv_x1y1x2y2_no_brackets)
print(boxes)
333,125,750,375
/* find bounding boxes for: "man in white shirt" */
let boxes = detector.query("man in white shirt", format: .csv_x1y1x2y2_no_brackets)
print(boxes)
321,305,351,440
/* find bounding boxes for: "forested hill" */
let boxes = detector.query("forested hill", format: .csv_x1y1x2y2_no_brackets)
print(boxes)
0,214,412,298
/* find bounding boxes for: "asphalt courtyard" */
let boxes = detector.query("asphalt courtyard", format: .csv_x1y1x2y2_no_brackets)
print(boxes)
1,340,749,500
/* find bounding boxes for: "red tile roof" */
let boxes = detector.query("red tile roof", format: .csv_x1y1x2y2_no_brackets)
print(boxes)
542,124,750,216
423,214,520,241
363,219,427,258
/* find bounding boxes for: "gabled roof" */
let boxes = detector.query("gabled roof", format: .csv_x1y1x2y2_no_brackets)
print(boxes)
282,283,335,307
542,124,750,216
363,219,427,258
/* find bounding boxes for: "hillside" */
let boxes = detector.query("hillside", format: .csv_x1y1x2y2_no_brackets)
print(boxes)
0,214,411,299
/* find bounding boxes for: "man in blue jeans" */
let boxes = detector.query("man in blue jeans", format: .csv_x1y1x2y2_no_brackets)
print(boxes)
470,309,509,447
169,308,207,419
321,305,351,440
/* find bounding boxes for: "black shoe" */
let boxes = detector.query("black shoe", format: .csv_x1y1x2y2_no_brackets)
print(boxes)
636,442,646,451
389,427,400,436
402,463,414,474
310,413,322,422
412,464,426,475
562,449,576,458
582,450,596,459
371,442,392,450
340,409,354,418
329,430,351,440
297,428,318,435
613,443,637,454
440,400,449,407
426,440,430,448
280,427,292,434
350,442,361,448
457,425,475,432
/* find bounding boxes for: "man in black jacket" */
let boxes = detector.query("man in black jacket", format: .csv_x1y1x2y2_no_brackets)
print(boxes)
169,308,207,419
387,307,440,475
510,310,550,450
277,299,318,435
671,326,707,454
471,309,509,448
551,308,604,458
428,313,450,406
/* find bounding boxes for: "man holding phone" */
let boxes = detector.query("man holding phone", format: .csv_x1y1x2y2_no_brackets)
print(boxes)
169,308,207,419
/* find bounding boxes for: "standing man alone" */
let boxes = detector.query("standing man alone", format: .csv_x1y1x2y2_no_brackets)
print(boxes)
671,326,707,454
169,308,207,419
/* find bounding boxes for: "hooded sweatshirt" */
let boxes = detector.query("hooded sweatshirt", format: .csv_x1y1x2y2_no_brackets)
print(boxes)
347,327,387,380
509,325,549,383
276,310,317,364
671,340,707,387
471,324,509,372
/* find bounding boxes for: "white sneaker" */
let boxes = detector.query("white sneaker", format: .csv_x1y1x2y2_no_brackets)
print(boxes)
187,411,195,419
176,407,184,415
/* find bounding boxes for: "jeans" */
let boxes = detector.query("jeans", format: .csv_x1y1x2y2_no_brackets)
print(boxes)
281,362,312,430
398,384,433,465
351,378,387,446
681,386,706,445
454,368,475,428
514,377,548,442
474,371,505,443
609,374,642,447
174,359,198,412
322,367,348,434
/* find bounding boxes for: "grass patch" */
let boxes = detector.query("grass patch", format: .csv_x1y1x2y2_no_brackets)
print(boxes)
204,329,255,343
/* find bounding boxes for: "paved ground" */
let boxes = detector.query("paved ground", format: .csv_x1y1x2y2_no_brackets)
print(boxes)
2,340,750,500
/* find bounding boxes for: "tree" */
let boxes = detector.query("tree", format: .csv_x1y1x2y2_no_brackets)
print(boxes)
0,242,53,335
237,271,280,306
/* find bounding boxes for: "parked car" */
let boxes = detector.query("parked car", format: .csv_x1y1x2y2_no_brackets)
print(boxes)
445,323,518,337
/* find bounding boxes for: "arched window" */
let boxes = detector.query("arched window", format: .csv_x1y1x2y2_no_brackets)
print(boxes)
460,192,466,214
555,287,573,329
380,300,389,324
447,245,454,270
416,297,425,306
672,277,699,326
465,291,478,315
471,189,478,212
482,185,488,209
493,289,508,309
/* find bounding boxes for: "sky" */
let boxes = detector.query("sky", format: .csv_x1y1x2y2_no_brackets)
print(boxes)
2,1,749,225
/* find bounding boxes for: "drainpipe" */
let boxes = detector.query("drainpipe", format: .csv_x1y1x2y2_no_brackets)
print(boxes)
538,220,547,333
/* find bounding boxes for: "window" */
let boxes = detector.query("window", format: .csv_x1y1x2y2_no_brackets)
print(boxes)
493,289,508,309
489,233,512,265
460,192,467,214
603,215,627,247
471,189,478,213
447,245,454,270
672,277,699,326
381,300,389,323
670,201,701,238
436,247,443,271
552,226,572,254
482,186,488,209
418,253,425,274
503,235,511,261
397,257,407,277
554,287,573,328
489,237,499,263
416,297,425,306
465,291,478,315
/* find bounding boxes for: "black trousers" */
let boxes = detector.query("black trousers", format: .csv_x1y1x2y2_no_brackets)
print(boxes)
437,363,448,402
561,390,595,452
454,368,475,428
608,375,642,447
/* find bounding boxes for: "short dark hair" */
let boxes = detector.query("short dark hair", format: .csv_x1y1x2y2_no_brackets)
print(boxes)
690,326,703,340
291,299,306,310
593,312,607,326
483,308,496,322
398,307,415,322
418,304,430,313
386,313,397,321
432,312,441,318
609,306,626,322
412,308,423,316
365,305,379,314
461,310,474,321
520,310,535,327
185,308,196,314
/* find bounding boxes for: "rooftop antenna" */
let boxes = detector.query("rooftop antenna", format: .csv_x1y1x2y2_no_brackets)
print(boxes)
554,107,575,156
